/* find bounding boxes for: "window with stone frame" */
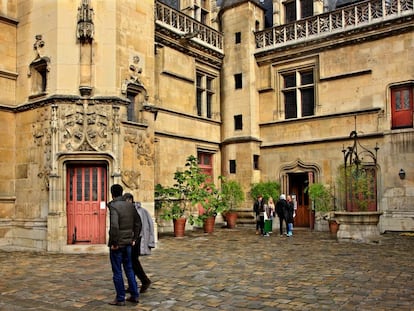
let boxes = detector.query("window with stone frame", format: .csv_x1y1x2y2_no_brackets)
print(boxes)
196,71,215,118
30,58,48,95
390,84,413,129
281,68,315,119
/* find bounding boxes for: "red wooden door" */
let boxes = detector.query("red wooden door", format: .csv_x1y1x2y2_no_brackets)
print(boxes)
391,87,413,129
289,173,311,227
67,165,107,244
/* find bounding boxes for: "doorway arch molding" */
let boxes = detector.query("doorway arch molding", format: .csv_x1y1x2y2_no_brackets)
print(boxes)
279,158,322,194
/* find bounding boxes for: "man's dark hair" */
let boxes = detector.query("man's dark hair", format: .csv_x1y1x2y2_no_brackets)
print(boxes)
123,192,134,202
111,184,123,198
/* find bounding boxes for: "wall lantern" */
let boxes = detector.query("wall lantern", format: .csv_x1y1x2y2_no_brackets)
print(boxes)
399,169,406,180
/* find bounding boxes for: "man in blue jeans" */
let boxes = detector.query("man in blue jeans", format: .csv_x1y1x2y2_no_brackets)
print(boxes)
107,184,142,306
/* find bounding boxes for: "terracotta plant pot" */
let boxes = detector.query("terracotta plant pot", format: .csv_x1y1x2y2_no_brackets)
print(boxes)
173,217,186,237
203,216,216,233
225,212,238,229
328,219,339,234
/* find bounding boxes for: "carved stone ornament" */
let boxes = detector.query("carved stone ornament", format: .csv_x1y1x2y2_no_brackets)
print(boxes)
77,0,94,43
59,101,113,152
124,129,154,165
121,170,141,190
33,107,52,190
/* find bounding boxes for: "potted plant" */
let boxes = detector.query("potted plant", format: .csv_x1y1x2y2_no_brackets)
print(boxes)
219,176,245,229
155,155,213,237
155,184,188,237
305,182,338,233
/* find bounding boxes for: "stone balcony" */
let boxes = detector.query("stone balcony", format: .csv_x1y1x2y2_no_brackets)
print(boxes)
155,1,223,52
255,0,414,52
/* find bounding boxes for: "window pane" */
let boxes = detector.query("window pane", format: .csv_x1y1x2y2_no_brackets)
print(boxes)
284,73,296,88
395,92,401,110
301,0,313,18
234,114,243,130
69,168,74,201
92,168,98,201
235,74,242,89
403,90,411,109
207,77,213,90
77,169,82,201
235,32,241,44
84,168,90,201
197,90,203,116
284,91,297,119
253,155,259,170
301,71,313,85
301,88,315,117
285,1,297,23
101,168,105,201
206,93,212,118
196,74,202,87
229,160,236,174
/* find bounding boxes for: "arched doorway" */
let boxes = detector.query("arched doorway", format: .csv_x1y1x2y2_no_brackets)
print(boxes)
280,159,321,229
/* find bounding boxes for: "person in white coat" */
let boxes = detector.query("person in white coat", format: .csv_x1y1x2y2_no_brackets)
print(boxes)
123,193,155,293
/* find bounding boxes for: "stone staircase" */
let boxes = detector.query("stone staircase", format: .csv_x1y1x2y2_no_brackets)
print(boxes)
234,208,255,225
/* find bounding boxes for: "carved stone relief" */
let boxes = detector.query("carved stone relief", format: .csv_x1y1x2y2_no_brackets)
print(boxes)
121,170,141,190
59,102,113,152
33,107,52,191
124,129,154,166
77,0,94,43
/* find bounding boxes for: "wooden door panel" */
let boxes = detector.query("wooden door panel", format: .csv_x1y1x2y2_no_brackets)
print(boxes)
289,173,310,227
67,166,107,244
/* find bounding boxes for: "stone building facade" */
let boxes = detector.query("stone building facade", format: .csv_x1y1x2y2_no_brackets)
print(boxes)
0,0,413,252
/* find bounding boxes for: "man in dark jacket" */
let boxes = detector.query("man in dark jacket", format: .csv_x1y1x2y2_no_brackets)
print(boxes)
107,184,142,306
276,194,289,236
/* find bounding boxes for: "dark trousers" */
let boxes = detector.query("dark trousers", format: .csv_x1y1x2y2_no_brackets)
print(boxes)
131,243,151,285
278,216,288,235
258,215,265,235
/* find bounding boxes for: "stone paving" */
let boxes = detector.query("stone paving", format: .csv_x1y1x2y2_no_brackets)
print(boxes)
0,227,414,311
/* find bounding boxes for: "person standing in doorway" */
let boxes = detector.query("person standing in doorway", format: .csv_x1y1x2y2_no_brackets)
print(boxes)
107,184,141,306
276,194,288,236
123,193,154,293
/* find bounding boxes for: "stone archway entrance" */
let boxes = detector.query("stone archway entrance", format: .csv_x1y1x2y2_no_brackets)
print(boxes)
280,159,321,229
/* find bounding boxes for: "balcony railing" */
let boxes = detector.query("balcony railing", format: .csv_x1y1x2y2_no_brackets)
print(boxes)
155,1,223,51
255,0,414,51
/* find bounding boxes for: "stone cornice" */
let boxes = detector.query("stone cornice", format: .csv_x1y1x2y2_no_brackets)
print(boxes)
2,95,130,112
